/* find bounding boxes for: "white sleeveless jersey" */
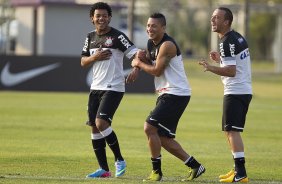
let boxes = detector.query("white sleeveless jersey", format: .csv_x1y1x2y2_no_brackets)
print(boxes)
219,30,252,95
81,27,138,92
148,33,191,96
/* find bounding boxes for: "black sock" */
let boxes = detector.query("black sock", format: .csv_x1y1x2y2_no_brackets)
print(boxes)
185,156,201,169
151,155,162,175
104,131,124,161
234,157,246,177
92,138,109,171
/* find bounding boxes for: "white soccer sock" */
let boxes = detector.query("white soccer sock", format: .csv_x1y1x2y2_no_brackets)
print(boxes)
233,152,245,158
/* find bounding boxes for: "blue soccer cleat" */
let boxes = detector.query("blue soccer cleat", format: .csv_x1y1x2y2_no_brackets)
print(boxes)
115,160,126,177
86,168,111,178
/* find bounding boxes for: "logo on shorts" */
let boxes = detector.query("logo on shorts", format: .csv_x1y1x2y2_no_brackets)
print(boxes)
149,117,157,121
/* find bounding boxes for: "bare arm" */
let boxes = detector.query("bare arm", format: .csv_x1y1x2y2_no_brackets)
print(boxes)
209,51,221,63
136,49,152,65
199,59,236,77
132,41,176,77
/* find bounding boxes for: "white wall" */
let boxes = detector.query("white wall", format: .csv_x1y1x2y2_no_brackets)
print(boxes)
40,5,93,56
14,4,125,56
15,6,34,55
13,3,146,56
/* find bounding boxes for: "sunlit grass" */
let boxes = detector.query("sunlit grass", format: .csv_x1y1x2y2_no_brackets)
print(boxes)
0,62,281,183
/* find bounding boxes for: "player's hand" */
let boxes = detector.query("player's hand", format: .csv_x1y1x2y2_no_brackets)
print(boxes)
209,51,220,63
126,67,139,83
94,45,112,61
136,50,147,62
198,59,210,72
131,57,140,68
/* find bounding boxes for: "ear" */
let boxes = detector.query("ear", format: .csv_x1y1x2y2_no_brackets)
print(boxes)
90,16,94,24
162,25,166,32
108,16,112,24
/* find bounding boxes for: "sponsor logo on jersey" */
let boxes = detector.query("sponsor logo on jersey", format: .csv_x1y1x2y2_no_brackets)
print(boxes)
118,35,131,49
238,37,244,43
105,37,114,47
219,43,225,57
82,37,89,52
229,43,235,57
240,49,250,60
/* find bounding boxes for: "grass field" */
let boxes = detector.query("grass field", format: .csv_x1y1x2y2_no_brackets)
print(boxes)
1,61,282,184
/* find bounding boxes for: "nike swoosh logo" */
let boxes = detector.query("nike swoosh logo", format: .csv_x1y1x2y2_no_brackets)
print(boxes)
149,117,157,121
0,62,60,87
234,176,246,182
99,113,107,116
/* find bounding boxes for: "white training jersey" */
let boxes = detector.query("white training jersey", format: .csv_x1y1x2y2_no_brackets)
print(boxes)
81,27,138,92
219,30,252,95
147,33,191,96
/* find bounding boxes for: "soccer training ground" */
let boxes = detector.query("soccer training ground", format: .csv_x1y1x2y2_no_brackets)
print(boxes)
1,61,282,184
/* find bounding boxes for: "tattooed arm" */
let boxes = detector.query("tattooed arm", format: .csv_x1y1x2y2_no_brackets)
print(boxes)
131,41,175,77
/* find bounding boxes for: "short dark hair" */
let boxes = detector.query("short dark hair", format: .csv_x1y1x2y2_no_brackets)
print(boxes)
89,2,112,17
150,12,166,26
218,7,233,26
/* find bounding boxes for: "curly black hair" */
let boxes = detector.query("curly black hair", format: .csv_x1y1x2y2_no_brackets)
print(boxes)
89,2,112,17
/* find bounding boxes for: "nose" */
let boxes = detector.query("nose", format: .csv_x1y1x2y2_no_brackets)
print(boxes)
147,26,152,33
211,16,215,23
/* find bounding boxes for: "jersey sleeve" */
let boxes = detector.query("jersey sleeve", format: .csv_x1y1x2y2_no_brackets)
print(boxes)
81,34,90,57
220,40,236,66
116,32,138,59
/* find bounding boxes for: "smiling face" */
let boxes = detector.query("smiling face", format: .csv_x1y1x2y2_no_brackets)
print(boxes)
146,18,165,44
210,9,231,37
91,9,111,34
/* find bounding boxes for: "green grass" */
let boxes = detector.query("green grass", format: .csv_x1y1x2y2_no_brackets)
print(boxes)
0,61,282,183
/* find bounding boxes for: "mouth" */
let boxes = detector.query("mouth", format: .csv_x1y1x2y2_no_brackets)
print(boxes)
97,20,107,26
148,32,154,37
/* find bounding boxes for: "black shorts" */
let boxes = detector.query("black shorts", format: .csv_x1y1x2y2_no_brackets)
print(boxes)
86,90,124,126
146,94,190,138
222,94,252,132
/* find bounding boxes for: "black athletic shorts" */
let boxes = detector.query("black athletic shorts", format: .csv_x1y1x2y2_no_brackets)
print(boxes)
222,94,252,132
86,90,124,126
146,94,190,138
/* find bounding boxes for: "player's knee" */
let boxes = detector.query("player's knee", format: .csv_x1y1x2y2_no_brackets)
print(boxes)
144,122,157,135
95,118,110,131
